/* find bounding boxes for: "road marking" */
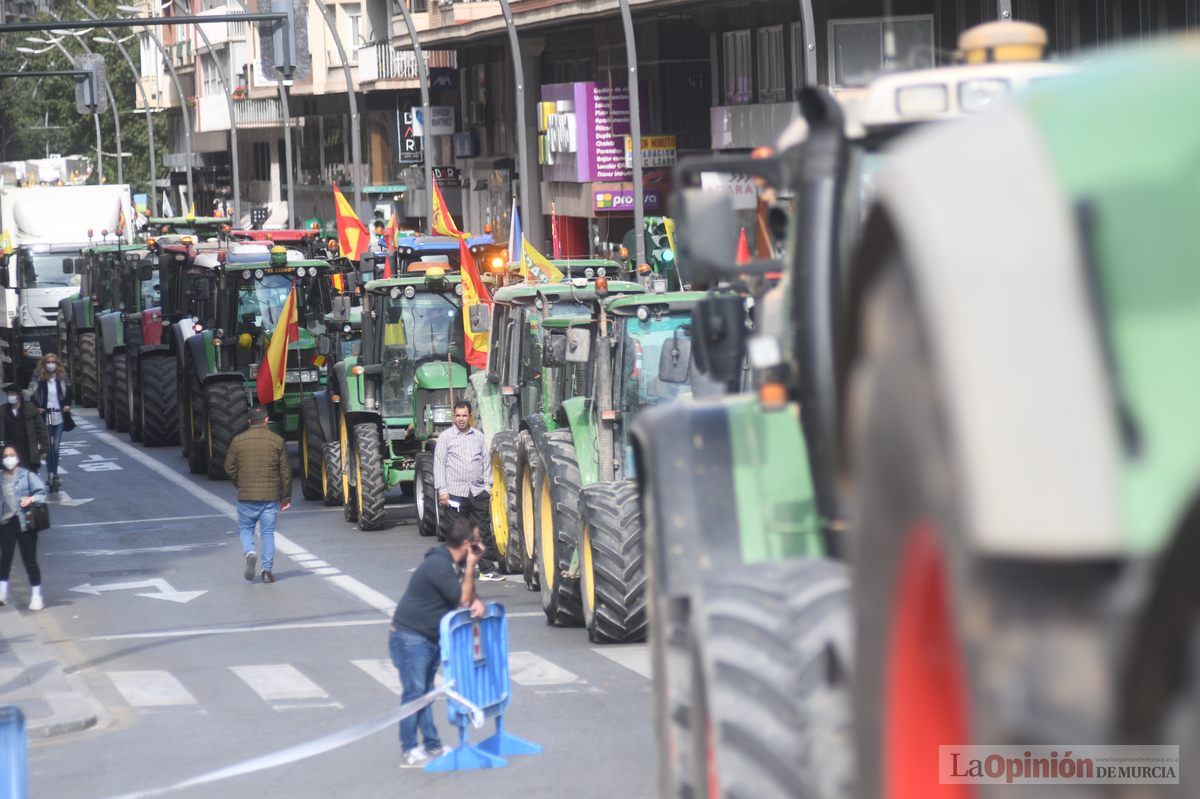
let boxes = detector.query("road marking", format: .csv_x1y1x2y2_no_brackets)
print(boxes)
71,578,207,604
352,659,401,695
592,646,653,679
55,514,227,529
82,423,395,616
47,491,93,507
74,618,388,642
231,664,330,703
507,611,546,618
300,559,330,568
109,670,198,707
508,651,580,686
47,542,227,556
313,567,340,575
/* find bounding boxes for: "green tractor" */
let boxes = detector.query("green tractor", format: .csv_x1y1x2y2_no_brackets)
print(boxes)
94,247,158,433
470,275,644,578
333,265,469,531
56,243,123,406
179,245,333,480
298,294,363,505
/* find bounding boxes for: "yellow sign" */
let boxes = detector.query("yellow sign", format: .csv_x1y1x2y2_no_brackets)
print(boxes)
625,135,677,169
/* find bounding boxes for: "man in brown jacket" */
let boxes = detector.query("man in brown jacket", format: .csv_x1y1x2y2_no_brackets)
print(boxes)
225,405,292,583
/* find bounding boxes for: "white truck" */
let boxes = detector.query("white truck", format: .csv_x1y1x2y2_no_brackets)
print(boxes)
0,184,132,384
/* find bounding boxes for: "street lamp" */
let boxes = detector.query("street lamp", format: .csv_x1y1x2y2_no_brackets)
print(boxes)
15,46,55,55
93,34,136,45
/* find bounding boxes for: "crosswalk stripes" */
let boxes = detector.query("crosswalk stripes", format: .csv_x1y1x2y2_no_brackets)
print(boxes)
103,648,648,712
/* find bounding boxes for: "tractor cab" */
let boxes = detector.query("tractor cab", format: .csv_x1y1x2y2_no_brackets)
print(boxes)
147,216,230,241
393,234,496,275
230,228,325,259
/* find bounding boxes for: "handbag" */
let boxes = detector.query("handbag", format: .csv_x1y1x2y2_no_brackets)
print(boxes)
62,410,76,433
28,502,49,533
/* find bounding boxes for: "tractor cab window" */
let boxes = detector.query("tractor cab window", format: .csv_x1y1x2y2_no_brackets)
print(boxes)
139,272,161,310
618,314,723,409
378,291,465,418
236,273,308,337
487,304,512,382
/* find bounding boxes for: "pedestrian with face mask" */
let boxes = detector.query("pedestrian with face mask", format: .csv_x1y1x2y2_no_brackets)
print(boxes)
0,383,46,475
32,354,72,493
0,444,48,610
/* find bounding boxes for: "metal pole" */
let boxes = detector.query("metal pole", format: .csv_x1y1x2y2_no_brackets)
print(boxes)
78,1,158,215
616,0,644,268
47,14,124,184
496,0,529,246
393,0,434,230
798,0,817,85
130,17,195,209
311,0,362,215
171,0,239,223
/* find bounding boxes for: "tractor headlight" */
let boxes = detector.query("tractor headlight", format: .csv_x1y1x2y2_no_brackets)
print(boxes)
455,283,463,296
430,406,453,425
584,267,595,278
597,267,606,277
301,369,319,382
285,369,301,382
254,269,265,279
249,363,259,379
403,286,416,299
295,266,307,278
241,270,252,280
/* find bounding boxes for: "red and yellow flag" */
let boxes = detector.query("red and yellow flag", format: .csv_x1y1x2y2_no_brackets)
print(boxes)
117,198,127,235
383,212,399,250
255,282,300,405
333,183,370,261
431,181,464,238
458,238,492,369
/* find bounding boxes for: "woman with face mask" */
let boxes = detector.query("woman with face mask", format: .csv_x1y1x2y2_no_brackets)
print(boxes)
0,444,47,609
32,354,72,493
0,383,47,478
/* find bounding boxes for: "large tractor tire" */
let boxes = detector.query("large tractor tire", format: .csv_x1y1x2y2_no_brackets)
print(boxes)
112,353,130,433
414,451,439,537
533,429,584,627
76,331,98,407
350,422,386,530
298,398,326,501
322,441,344,507
127,353,143,442
138,355,177,447
489,431,521,574
203,381,248,481
691,559,854,799
340,414,358,523
515,430,541,591
55,317,69,376
102,360,117,430
186,380,208,475
579,480,648,644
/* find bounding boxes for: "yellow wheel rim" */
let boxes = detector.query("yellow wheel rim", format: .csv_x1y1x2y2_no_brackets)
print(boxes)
581,520,596,614
521,466,536,559
340,416,350,503
490,453,508,556
320,453,328,496
300,431,309,481
539,474,555,590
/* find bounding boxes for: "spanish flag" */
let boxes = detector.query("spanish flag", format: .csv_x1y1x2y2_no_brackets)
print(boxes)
431,181,464,238
383,212,399,250
520,236,565,284
256,282,300,405
117,198,127,235
333,184,370,261
458,238,492,369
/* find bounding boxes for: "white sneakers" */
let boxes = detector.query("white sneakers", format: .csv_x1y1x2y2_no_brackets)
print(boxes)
399,749,430,768
0,580,7,606
28,593,43,611
0,582,44,610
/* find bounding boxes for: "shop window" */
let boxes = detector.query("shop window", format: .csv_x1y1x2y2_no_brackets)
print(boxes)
827,15,934,88
757,26,786,103
722,30,752,105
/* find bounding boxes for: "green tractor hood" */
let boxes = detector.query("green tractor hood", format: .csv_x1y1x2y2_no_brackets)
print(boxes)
414,360,469,390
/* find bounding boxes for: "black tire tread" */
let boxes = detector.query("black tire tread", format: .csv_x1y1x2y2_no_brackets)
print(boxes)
299,398,325,501
204,381,248,480
77,331,98,407
416,451,438,537
102,359,117,430
580,480,648,643
490,430,521,574
322,441,343,507
138,355,177,447
113,352,130,432
536,429,584,627
353,422,386,530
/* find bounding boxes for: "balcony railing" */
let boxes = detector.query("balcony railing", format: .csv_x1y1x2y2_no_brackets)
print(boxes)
234,96,283,127
358,42,455,82
197,3,248,48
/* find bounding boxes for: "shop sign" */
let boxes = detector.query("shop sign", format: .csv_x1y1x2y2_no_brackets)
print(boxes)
401,109,422,162
540,82,646,183
700,172,758,210
432,166,462,186
624,135,677,169
413,106,455,137
593,187,664,213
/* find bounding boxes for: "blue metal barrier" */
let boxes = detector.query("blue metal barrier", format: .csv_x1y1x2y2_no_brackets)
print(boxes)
0,706,27,799
425,603,542,771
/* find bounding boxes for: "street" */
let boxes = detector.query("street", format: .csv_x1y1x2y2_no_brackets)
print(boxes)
16,409,654,798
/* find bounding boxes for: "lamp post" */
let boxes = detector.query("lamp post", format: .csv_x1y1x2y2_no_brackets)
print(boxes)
496,0,530,247
89,23,158,215
11,47,106,183
616,0,644,268
393,0,434,231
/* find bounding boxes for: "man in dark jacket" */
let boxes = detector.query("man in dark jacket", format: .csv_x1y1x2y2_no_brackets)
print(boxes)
0,384,47,473
225,405,291,583
390,517,485,767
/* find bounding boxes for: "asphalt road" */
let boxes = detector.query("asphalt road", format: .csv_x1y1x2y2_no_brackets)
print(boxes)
21,410,654,799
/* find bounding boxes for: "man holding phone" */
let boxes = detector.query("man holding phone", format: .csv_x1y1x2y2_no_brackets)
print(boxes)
433,400,500,578
390,517,486,768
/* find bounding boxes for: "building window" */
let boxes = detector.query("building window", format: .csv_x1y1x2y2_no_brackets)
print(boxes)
722,29,752,105
200,50,225,97
827,15,935,88
757,26,786,103
253,141,271,182
791,21,809,91
346,6,362,48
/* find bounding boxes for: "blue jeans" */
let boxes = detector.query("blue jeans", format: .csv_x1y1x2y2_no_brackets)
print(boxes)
45,424,63,477
389,627,441,752
237,500,277,572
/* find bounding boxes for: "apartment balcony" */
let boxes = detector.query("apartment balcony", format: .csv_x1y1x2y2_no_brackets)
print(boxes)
357,42,455,84
166,40,194,71
197,3,248,49
196,94,231,132
234,96,284,128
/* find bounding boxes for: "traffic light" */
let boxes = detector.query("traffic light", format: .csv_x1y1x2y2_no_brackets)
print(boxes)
270,0,297,79
644,216,678,282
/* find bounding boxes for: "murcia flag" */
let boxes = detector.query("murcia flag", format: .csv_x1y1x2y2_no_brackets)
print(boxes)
520,237,564,284
458,238,492,369
256,282,300,405
334,184,370,261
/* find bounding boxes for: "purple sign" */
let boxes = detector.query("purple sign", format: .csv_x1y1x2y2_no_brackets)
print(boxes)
541,82,646,183
593,187,663,213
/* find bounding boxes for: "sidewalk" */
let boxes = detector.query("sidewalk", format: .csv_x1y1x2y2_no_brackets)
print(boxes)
0,603,100,738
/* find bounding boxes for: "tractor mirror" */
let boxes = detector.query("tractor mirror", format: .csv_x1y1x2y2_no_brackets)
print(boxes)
675,189,736,280
330,295,352,322
543,333,567,368
658,334,692,384
565,328,591,363
692,294,746,386
138,263,155,280
316,333,333,357
62,258,75,275
359,255,376,281
469,304,491,333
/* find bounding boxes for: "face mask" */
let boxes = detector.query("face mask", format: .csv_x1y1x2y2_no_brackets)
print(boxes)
6,395,17,406
45,363,57,373
3,457,18,471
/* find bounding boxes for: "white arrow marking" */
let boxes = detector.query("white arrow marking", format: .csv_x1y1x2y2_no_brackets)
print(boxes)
48,491,94,507
71,578,206,603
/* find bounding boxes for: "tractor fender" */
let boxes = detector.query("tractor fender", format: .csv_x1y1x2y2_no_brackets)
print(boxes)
852,102,1122,559
311,389,337,443
71,297,92,332
57,296,75,326
558,396,599,487
518,412,553,466
470,371,504,440
97,311,124,357
185,332,219,382
342,409,382,437
200,370,244,388
170,318,197,364
135,343,170,365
